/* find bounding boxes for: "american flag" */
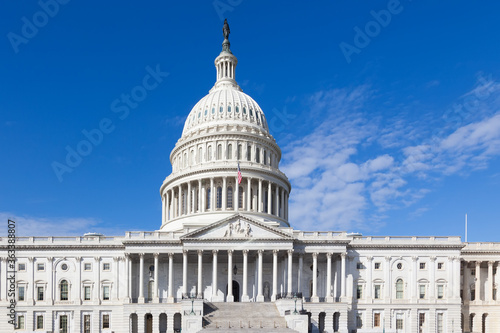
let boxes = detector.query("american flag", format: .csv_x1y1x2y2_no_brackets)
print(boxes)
237,162,242,184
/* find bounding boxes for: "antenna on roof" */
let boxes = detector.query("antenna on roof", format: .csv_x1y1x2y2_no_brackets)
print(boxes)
465,213,468,242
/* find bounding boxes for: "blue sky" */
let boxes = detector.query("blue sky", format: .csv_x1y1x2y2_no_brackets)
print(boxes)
1,1,500,241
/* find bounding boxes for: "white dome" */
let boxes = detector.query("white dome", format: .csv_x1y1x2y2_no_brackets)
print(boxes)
182,87,269,137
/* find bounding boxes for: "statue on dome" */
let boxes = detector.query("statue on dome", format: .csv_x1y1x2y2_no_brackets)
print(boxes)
223,19,230,41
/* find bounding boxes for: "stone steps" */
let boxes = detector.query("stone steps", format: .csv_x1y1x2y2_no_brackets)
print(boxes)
202,302,297,332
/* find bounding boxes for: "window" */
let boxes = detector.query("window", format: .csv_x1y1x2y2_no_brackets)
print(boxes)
470,314,474,331
396,279,404,299
103,263,110,271
84,263,92,271
437,285,444,299
236,106,239,113
206,188,211,209
18,263,26,271
471,288,475,301
227,186,233,208
212,107,215,114
250,108,254,117
419,313,425,330
84,286,91,300
227,144,232,160
217,144,222,160
356,262,364,269
60,280,69,301
356,313,363,328
471,268,476,276
437,313,443,333
397,262,403,270
263,150,267,165
18,286,25,301
374,262,381,270
356,284,363,299
37,286,44,301
493,288,497,301
84,315,91,333
102,314,110,329
204,109,208,116
37,263,45,271
61,263,68,271
198,147,202,163
243,107,247,114
60,315,68,333
419,284,426,299
16,315,25,329
103,286,110,300
37,315,44,329
247,145,251,161
396,314,404,329
438,262,444,270
420,262,426,270
228,105,231,113
207,146,212,161
374,313,381,327
374,285,381,299
255,148,260,163
238,186,243,209
216,186,222,209
237,145,242,160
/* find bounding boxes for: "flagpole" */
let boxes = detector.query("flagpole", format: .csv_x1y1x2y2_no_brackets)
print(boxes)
465,213,468,242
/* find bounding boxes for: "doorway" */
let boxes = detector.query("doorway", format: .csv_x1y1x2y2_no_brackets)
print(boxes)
145,314,152,333
225,280,240,302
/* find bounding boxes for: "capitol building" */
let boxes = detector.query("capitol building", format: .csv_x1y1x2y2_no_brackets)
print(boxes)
2,22,499,333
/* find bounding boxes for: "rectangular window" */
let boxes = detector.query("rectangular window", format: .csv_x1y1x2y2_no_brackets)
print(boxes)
437,262,444,270
37,286,44,301
103,286,110,300
37,263,45,271
419,285,426,299
374,285,381,299
356,313,363,328
437,285,444,299
396,316,403,329
493,288,497,301
60,315,68,333
37,315,44,329
17,315,25,329
374,262,381,270
471,268,476,275
471,289,476,301
356,262,364,269
356,284,363,299
18,263,26,271
84,286,91,300
420,262,426,270
103,263,110,271
18,286,25,301
437,313,443,333
102,314,110,329
419,313,425,328
374,313,380,327
84,315,91,333
84,263,92,271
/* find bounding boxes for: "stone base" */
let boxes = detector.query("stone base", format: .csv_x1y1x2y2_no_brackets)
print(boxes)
226,295,234,302
326,296,334,302
138,297,145,303
153,297,160,303
256,295,264,302
310,296,319,303
241,294,250,302
167,296,175,303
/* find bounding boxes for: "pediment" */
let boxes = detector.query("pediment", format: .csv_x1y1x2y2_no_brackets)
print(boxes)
181,214,293,241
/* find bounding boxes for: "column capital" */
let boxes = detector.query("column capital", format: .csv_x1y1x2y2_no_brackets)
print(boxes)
412,256,418,262
385,256,391,262
242,249,249,255
75,257,82,262
153,253,160,258
488,260,495,266
366,255,373,261
113,256,121,262
227,249,234,255
476,260,481,267
287,249,294,255
47,257,54,262
257,249,264,255
312,252,318,259
430,256,437,262
197,250,203,255
183,249,189,255
124,253,131,259
273,249,279,255
212,249,219,255
94,256,101,262
326,252,333,259
28,257,34,262
138,253,145,258
168,252,174,259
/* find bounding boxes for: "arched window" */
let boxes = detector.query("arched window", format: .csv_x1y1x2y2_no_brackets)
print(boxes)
227,144,232,160
60,280,69,301
216,187,222,209
239,186,243,209
183,152,187,168
247,145,251,161
256,148,260,163
263,150,267,165
197,147,202,164
227,186,233,208
237,145,242,160
206,188,211,210
181,189,186,215
190,150,194,165
217,144,222,160
396,279,404,299
207,146,212,161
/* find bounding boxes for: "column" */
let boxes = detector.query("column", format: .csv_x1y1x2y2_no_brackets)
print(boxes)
235,176,240,212
212,250,218,300
76,257,82,304
247,178,251,210
453,257,460,299
198,179,202,213
488,261,494,301
257,250,264,302
125,254,131,302
284,191,288,220
341,253,347,299
287,249,293,297
48,257,54,304
366,256,373,300
113,257,119,301
210,178,215,210
242,250,249,302
275,186,280,217
138,254,144,303
463,261,470,302
267,182,272,214
153,253,159,302
272,250,278,301
178,185,182,216
28,257,34,304
162,194,166,223
152,314,159,333
476,261,481,301
333,257,338,300
384,256,391,299
182,250,188,297
167,253,174,303
311,252,319,302
187,182,191,214
412,256,418,299
166,191,170,221
197,250,203,298
95,256,101,304
258,179,263,212
298,253,303,296
280,188,285,218
227,250,234,302
429,256,436,299
326,253,333,302
222,177,227,210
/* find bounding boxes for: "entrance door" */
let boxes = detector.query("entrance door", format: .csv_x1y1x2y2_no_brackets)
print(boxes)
146,314,152,333
226,281,240,302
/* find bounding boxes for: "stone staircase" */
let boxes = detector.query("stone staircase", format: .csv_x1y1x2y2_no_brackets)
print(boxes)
202,302,297,332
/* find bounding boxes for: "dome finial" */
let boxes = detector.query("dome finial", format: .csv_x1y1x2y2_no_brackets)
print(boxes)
222,18,231,53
